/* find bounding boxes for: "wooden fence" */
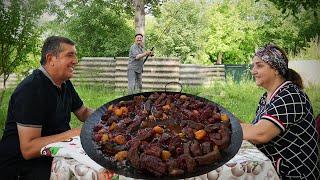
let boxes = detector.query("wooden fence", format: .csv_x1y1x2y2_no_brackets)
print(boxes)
1,57,226,91
74,57,225,91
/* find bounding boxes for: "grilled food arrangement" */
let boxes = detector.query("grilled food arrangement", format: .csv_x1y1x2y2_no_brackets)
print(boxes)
92,92,232,177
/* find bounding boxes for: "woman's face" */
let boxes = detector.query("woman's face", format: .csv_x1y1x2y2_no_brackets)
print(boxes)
251,56,279,89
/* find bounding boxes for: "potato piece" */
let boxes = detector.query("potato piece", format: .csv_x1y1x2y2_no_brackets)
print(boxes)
148,115,155,121
194,129,207,140
114,135,126,145
162,104,170,111
220,113,229,121
178,132,185,138
153,125,164,134
114,108,123,117
161,150,171,161
107,104,113,111
109,122,117,131
101,134,109,143
180,95,187,100
115,151,128,161
120,106,128,115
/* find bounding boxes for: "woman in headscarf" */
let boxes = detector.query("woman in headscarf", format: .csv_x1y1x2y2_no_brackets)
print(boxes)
241,44,319,179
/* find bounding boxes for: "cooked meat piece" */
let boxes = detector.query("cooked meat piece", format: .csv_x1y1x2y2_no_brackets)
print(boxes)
182,127,194,139
160,132,171,142
216,125,231,150
204,123,220,133
181,101,190,109
190,140,202,157
154,93,166,105
188,100,205,109
127,140,141,169
101,110,112,122
183,142,191,155
165,95,174,105
102,142,127,155
122,118,133,125
135,128,153,141
194,145,222,165
168,135,182,153
177,154,196,173
185,120,204,130
93,123,103,132
105,115,119,126
167,158,179,171
140,153,167,176
148,92,160,101
209,124,230,150
144,99,152,113
126,116,143,133
181,108,192,119
199,106,213,121
201,142,212,154
144,143,162,157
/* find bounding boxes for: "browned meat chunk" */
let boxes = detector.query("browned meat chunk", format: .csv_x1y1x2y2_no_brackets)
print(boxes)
209,124,230,150
195,145,222,165
127,140,141,169
190,140,202,157
140,153,167,176
177,154,196,173
144,143,162,157
201,142,212,154
135,128,153,141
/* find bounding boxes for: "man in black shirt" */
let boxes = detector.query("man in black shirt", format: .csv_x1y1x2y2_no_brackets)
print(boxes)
0,36,93,179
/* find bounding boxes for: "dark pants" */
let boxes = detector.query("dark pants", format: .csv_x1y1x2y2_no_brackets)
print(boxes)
0,135,52,180
128,69,142,94
0,156,52,180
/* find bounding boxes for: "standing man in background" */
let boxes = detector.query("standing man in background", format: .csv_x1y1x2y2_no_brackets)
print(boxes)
127,33,153,94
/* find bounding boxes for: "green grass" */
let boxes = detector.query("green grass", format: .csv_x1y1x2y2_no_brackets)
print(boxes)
1,80,319,138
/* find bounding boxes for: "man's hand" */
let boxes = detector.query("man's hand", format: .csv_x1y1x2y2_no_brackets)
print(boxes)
145,51,154,57
74,105,94,122
17,125,82,160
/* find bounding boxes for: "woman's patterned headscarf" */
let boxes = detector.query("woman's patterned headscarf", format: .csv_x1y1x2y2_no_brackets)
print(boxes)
255,44,288,76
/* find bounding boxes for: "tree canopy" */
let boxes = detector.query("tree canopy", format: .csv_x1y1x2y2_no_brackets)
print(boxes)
0,0,47,87
265,0,320,17
47,0,134,58
147,0,319,64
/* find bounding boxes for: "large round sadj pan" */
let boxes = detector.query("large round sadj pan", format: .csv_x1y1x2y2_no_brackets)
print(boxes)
80,91,243,179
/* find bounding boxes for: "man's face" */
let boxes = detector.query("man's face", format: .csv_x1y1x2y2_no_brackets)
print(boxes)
135,35,143,46
51,43,78,83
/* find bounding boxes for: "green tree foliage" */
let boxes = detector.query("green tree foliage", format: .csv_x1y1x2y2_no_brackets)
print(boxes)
48,0,134,57
0,0,47,87
205,0,302,64
147,0,211,64
265,0,320,17
147,0,319,64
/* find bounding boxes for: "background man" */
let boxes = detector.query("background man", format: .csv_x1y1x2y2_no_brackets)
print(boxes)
127,33,153,94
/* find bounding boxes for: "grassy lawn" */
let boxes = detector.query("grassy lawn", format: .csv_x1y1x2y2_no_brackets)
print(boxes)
1,80,319,138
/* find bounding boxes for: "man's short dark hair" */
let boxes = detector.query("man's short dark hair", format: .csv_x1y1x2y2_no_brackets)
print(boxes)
40,36,75,65
135,33,143,38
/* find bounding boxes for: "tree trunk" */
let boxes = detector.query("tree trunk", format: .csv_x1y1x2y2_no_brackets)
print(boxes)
216,52,224,64
134,0,146,36
0,88,5,109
